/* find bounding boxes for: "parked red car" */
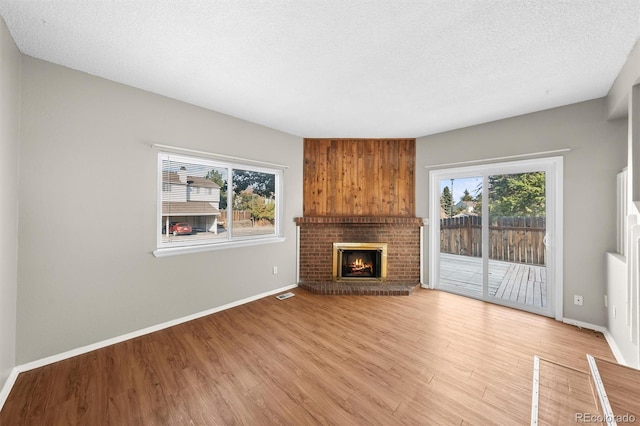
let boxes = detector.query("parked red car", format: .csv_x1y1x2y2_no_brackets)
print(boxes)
168,222,192,236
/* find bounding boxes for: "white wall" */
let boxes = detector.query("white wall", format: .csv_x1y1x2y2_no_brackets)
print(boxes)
605,38,640,368
416,99,627,326
17,56,303,364
607,39,640,120
606,253,637,366
0,17,20,390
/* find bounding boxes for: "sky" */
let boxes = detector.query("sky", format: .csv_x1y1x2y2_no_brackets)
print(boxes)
439,176,482,202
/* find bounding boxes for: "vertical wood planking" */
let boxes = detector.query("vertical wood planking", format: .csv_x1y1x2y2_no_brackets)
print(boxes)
363,140,376,215
347,140,358,215
303,138,415,217
375,140,384,216
398,141,407,215
401,140,415,216
328,139,338,215
356,140,365,215
383,139,391,215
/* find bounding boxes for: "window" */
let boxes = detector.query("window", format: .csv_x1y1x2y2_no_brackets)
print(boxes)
154,151,284,256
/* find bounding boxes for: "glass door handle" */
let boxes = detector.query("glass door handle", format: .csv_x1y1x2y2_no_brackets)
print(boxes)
543,234,550,247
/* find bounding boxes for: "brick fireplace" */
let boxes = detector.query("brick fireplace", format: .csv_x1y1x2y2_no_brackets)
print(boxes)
299,138,421,295
295,216,424,295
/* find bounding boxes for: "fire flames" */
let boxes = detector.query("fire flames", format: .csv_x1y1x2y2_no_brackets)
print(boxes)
348,258,373,274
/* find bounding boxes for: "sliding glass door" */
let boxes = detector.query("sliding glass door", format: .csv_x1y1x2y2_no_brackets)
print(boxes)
486,171,548,310
429,158,563,318
437,175,484,298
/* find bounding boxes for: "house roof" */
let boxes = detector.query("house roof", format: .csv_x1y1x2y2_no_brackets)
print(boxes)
162,171,219,189
455,200,477,208
1,1,639,138
162,201,220,216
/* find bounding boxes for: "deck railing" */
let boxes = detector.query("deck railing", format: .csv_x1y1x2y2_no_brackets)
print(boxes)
440,216,546,265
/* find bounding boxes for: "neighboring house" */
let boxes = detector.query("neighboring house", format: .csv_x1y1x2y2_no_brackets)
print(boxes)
454,200,477,215
161,167,221,233
441,201,477,218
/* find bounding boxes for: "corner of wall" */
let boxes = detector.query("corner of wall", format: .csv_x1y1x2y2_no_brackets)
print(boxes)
0,12,21,410
607,38,640,120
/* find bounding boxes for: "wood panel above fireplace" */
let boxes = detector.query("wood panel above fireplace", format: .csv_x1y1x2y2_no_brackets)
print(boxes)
303,138,415,217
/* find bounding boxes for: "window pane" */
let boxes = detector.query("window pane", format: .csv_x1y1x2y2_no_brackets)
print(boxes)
231,169,276,237
158,152,283,252
438,176,483,297
161,157,228,244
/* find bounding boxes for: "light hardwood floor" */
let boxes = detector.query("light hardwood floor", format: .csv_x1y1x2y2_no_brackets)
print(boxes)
1,288,615,425
592,356,640,422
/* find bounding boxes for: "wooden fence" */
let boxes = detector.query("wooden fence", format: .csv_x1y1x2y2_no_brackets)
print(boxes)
219,210,251,223
219,210,273,228
440,216,546,265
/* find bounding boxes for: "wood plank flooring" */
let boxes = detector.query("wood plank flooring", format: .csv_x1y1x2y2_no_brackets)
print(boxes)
1,288,615,425
535,357,602,425
592,357,640,422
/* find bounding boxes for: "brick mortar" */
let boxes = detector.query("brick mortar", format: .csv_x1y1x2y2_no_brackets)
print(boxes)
295,216,424,225
297,221,421,285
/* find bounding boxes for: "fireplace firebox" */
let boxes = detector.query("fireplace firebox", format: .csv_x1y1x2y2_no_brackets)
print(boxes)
332,242,387,282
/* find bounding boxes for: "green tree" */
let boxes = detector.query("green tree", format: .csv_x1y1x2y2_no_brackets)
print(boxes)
232,170,275,198
233,189,253,210
235,188,275,222
488,172,545,217
441,186,453,217
206,169,227,209
461,189,473,201
252,200,275,221
472,183,483,215
207,169,277,211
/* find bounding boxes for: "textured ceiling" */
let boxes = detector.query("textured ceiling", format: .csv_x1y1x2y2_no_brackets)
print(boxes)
1,1,639,138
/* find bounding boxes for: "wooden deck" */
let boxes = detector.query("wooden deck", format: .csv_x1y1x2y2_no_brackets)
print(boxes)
439,253,547,308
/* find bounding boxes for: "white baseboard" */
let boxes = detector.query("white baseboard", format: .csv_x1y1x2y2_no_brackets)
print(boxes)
0,367,19,412
562,317,607,333
601,329,628,366
562,318,628,366
0,283,298,412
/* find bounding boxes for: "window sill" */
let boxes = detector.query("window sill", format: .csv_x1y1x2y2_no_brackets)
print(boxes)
153,236,286,258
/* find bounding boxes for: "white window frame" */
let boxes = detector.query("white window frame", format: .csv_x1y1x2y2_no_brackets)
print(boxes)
153,150,286,257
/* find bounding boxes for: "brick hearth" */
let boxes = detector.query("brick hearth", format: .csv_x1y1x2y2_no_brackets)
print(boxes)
298,281,420,296
295,216,424,295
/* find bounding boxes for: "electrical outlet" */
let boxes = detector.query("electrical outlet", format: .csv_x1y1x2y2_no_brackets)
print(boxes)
574,295,584,306
272,266,278,275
